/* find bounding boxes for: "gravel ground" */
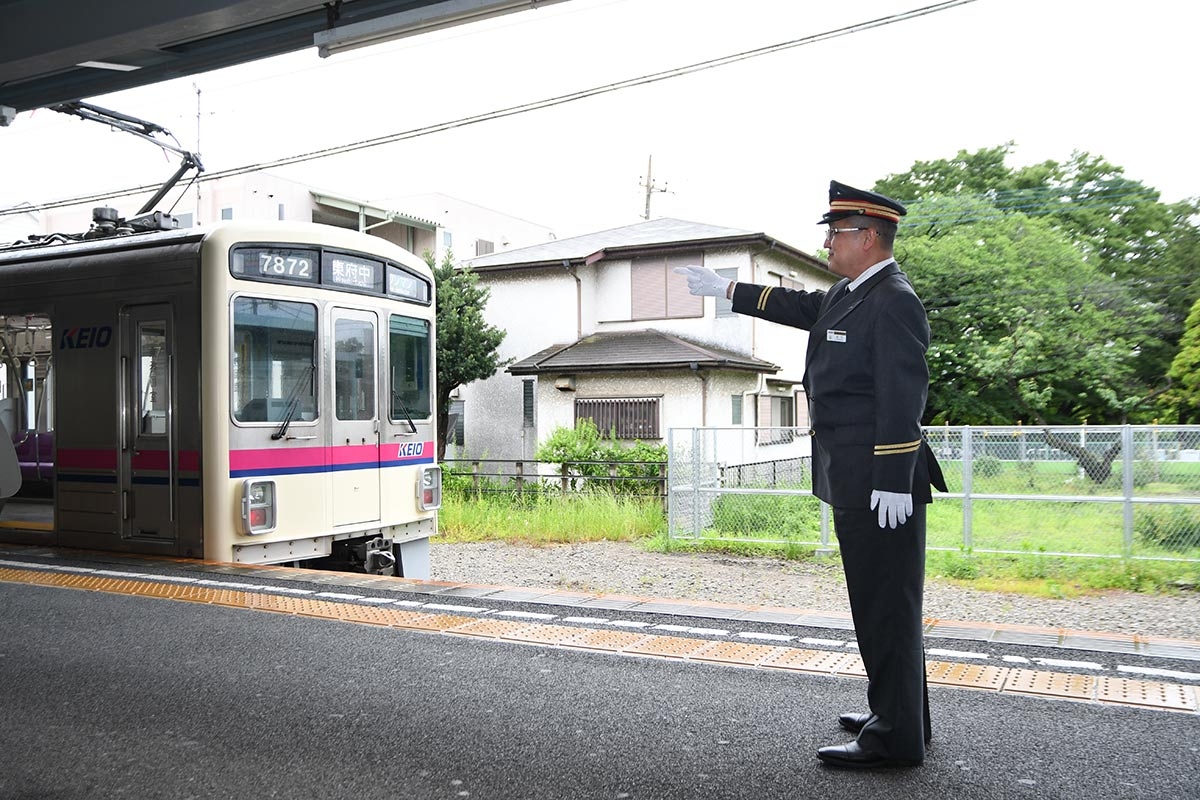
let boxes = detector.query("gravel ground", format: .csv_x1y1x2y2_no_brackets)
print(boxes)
429,540,1200,641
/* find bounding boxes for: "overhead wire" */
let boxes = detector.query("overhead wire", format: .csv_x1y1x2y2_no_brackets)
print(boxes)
0,0,979,219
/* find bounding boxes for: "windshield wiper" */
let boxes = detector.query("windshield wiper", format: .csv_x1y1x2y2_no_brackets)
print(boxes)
392,392,418,435
272,363,315,440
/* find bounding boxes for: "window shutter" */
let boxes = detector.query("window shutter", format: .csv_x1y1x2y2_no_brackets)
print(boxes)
630,260,665,320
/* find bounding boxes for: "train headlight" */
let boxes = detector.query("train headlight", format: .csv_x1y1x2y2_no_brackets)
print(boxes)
417,465,441,511
241,479,277,535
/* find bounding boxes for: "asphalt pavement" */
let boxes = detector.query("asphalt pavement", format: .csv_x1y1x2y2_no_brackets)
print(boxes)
1,548,1197,799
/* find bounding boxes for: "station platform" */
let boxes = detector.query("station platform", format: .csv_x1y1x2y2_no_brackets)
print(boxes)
1,543,1197,717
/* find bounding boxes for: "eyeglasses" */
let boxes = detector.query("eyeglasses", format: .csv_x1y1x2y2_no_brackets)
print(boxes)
825,227,867,239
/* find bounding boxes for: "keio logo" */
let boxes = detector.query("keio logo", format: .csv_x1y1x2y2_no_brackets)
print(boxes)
59,326,113,349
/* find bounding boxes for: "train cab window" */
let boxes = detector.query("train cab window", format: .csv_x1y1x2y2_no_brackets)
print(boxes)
231,298,317,424
389,316,431,422
335,318,375,421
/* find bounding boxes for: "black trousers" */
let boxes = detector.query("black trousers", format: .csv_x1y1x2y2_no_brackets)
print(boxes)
833,503,930,764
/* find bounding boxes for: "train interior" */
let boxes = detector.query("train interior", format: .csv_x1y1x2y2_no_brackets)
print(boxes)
0,313,55,530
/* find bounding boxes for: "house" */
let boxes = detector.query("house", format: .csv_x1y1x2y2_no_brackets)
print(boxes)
454,217,836,467
376,192,557,263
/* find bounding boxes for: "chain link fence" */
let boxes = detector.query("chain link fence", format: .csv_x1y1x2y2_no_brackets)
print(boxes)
667,425,1200,562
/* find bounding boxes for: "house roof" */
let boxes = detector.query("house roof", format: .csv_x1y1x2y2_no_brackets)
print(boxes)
507,329,780,376
465,217,828,273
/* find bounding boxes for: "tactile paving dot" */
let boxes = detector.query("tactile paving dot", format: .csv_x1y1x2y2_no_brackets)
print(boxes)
762,648,855,674
690,641,779,666
1096,677,1198,712
567,629,654,652
624,634,715,659
393,613,476,631
1003,669,1095,700
926,660,1008,691
502,623,595,646
446,619,538,639
834,654,867,677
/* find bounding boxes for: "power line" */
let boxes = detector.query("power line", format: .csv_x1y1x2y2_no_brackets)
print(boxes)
0,0,978,219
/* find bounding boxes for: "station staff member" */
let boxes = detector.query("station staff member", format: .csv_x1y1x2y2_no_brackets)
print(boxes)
676,180,945,769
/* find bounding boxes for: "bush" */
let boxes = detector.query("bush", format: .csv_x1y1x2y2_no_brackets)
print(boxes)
1135,505,1200,553
535,419,666,496
974,454,1002,478
709,492,820,538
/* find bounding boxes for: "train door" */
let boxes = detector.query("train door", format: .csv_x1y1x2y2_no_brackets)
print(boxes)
120,304,176,541
331,308,380,525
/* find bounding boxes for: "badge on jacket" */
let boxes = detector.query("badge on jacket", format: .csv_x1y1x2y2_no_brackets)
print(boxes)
827,329,847,343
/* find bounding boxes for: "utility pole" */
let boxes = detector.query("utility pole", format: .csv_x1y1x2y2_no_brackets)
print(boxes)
640,155,668,220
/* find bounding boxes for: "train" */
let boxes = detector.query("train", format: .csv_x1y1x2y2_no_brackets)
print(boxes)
0,211,441,577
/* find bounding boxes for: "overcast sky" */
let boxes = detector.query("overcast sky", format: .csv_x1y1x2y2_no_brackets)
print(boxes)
0,0,1194,254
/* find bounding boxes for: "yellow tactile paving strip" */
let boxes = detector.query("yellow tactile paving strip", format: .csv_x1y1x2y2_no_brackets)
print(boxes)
2,565,1196,716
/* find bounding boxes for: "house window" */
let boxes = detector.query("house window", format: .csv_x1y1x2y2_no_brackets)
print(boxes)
575,397,660,439
778,274,804,291
756,392,796,445
448,399,465,446
630,253,702,320
715,268,739,318
731,394,743,425
443,230,453,249
278,203,286,221
794,388,809,429
175,212,194,228
475,239,494,256
221,207,234,220
522,379,535,428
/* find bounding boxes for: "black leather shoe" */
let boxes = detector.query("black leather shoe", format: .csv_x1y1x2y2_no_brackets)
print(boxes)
817,741,920,769
838,712,933,744
838,712,871,734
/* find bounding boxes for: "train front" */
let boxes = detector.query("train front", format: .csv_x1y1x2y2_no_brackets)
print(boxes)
202,221,441,577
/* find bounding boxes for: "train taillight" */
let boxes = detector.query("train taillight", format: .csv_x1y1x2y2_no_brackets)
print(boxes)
241,479,277,534
417,466,441,511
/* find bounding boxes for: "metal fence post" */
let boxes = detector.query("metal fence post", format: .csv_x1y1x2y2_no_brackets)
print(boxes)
691,428,701,539
819,502,831,551
962,426,973,551
1122,424,1134,557
666,429,676,541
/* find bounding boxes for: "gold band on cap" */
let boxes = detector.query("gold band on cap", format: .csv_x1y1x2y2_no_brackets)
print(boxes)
829,199,902,223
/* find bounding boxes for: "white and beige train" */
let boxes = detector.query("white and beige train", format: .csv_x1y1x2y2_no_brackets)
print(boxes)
0,214,441,577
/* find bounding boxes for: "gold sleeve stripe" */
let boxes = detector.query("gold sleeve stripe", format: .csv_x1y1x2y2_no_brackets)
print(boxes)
874,440,922,455
757,286,774,310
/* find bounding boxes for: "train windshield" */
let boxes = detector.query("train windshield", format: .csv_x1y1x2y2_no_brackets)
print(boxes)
232,298,317,424
389,315,431,421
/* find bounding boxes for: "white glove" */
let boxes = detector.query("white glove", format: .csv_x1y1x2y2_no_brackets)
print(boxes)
674,265,731,298
870,489,913,529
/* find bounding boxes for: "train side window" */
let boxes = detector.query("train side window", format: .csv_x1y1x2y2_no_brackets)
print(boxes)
231,298,318,424
138,322,169,435
389,316,431,422
335,318,375,421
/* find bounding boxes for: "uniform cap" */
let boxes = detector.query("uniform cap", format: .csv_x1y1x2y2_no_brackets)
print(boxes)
818,180,906,224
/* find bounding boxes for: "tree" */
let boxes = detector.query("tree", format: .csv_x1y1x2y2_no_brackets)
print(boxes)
428,251,510,461
877,144,1200,422
898,195,1161,424
1160,297,1200,423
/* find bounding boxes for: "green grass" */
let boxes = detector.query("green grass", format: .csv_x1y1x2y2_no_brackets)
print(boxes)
438,488,1200,596
437,490,662,544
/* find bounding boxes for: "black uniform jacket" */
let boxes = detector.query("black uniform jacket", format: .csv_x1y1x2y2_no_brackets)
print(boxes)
731,261,946,509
